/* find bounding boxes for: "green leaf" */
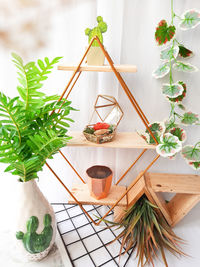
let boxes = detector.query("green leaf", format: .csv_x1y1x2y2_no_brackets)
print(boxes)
160,45,179,61
140,122,165,144
188,161,200,170
152,62,170,79
156,133,182,157
168,81,186,103
173,61,198,72
178,45,194,58
155,20,176,45
162,82,184,98
182,145,200,161
169,127,187,142
179,9,200,30
181,112,199,125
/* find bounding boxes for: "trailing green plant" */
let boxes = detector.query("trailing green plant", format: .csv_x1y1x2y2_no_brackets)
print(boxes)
85,16,107,47
104,196,185,267
139,0,200,168
0,53,75,182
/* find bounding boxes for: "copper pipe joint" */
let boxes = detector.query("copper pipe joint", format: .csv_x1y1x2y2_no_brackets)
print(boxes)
86,165,113,200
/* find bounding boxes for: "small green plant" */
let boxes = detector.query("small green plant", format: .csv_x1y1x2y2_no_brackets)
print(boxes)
85,16,107,46
16,214,53,254
104,196,185,267
0,53,75,182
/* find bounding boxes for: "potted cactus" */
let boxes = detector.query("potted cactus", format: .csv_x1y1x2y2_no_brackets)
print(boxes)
85,16,107,65
0,53,75,261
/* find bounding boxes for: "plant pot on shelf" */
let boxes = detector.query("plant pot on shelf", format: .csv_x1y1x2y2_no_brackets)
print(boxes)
87,46,105,66
13,179,56,262
86,165,113,200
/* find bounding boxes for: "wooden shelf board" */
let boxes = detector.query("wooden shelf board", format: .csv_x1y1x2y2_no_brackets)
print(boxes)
68,184,127,206
67,131,156,149
148,172,200,194
58,64,137,73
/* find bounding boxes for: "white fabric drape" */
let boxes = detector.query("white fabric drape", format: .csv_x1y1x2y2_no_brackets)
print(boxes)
0,0,200,266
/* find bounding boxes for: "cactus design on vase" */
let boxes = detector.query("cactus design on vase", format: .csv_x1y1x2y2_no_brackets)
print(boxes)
85,16,108,65
16,214,53,254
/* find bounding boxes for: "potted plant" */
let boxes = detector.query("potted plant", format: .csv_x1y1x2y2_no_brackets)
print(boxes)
105,196,185,267
85,16,107,65
0,53,75,261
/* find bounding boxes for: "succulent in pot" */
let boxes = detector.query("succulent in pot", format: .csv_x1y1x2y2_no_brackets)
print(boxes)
0,53,75,261
85,16,107,65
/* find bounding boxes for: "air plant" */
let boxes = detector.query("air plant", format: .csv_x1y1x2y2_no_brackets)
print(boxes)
105,196,185,267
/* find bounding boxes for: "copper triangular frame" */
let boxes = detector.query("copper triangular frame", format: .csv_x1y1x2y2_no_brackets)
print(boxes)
46,36,163,226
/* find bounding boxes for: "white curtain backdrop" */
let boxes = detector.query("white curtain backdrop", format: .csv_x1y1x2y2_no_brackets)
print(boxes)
0,0,200,266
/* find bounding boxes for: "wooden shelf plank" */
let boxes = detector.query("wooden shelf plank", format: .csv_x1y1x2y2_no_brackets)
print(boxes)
67,132,156,149
58,64,137,73
68,184,127,206
147,172,200,194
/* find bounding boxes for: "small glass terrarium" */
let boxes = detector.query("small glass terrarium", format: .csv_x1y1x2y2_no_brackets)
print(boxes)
83,95,123,144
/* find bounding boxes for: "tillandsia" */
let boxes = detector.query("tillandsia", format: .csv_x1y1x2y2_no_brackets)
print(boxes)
138,0,200,169
0,53,76,182
104,196,185,267
85,16,107,47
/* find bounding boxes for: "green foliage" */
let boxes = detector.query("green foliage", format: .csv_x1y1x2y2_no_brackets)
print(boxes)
156,133,182,157
0,54,75,182
179,9,200,30
16,214,53,254
155,20,176,45
178,45,193,58
12,53,62,110
103,196,184,267
85,16,107,47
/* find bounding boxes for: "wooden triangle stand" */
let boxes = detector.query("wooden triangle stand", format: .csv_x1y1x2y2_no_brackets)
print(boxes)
46,36,200,226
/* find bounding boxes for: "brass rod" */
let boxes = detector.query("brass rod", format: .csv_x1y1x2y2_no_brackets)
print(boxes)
57,37,96,102
45,162,98,225
64,71,82,100
115,149,147,185
95,154,160,225
95,103,115,108
59,150,86,184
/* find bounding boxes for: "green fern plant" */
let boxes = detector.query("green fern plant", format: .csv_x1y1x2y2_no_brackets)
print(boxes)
0,54,75,182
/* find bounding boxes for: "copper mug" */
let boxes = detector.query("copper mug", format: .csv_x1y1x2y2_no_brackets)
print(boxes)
86,165,113,200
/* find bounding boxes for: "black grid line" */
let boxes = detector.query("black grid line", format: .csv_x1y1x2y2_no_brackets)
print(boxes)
53,203,133,267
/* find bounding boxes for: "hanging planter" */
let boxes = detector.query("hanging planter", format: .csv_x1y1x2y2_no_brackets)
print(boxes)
86,165,113,200
83,95,123,144
85,16,107,65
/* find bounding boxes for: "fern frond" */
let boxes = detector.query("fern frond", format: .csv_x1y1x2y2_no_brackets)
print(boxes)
0,93,27,143
27,129,71,164
12,53,62,110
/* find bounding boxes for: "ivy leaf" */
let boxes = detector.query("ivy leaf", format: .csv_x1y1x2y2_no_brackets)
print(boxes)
155,20,176,45
160,45,179,61
188,161,200,170
182,145,200,161
173,61,198,72
169,127,187,142
156,133,182,157
179,9,200,30
145,122,165,144
162,82,184,98
137,131,150,144
178,45,194,58
152,62,170,79
181,112,199,125
168,81,186,103
178,103,186,110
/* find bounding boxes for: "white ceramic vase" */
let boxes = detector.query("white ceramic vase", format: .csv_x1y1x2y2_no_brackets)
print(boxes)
13,179,56,261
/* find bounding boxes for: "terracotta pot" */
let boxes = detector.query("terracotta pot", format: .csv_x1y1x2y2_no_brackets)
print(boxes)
86,165,113,200
86,46,105,66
